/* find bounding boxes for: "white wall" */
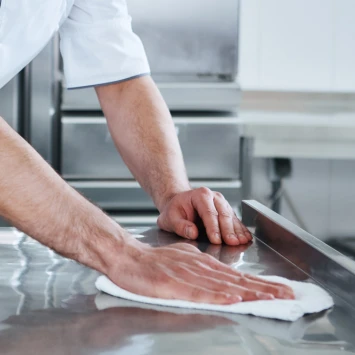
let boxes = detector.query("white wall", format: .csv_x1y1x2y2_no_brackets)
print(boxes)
252,158,355,240
239,0,355,92
239,0,355,239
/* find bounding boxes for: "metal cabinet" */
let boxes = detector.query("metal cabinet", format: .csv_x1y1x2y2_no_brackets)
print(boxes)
61,115,241,180
61,0,241,111
62,82,241,111
69,180,241,210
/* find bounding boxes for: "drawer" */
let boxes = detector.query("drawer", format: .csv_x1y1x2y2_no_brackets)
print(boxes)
61,116,241,179
69,180,242,210
61,82,241,111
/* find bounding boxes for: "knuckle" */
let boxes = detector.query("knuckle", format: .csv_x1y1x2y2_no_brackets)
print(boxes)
173,264,190,276
219,210,232,218
198,187,212,196
203,253,216,262
214,191,224,199
167,209,176,220
194,259,208,270
178,243,199,252
215,292,231,302
203,208,219,218
202,254,220,267
238,276,248,287
245,290,258,299
156,271,173,285
216,280,231,290
275,286,287,297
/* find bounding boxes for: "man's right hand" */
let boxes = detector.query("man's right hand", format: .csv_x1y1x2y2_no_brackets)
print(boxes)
0,117,295,305
107,239,295,304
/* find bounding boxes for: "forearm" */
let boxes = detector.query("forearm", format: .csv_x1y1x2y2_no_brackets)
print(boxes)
0,117,129,274
95,76,190,212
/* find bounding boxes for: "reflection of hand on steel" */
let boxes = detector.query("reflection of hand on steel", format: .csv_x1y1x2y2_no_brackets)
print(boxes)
255,217,311,280
0,305,234,354
205,243,250,266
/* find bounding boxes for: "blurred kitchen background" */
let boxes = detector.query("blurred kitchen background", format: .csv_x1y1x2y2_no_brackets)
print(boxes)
1,0,355,255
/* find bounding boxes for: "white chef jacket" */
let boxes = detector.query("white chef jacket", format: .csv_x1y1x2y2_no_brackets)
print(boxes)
0,0,150,90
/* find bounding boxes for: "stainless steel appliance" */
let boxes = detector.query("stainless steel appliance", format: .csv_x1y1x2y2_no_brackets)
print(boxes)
26,0,242,224
1,201,355,353
62,0,240,111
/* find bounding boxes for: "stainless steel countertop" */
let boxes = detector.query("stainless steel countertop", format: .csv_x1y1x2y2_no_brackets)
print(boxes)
0,226,354,355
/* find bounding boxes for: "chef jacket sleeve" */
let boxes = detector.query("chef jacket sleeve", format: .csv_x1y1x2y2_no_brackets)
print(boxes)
59,0,150,89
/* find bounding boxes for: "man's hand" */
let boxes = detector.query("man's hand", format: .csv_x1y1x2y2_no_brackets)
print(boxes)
157,188,252,246
108,239,295,304
96,79,251,246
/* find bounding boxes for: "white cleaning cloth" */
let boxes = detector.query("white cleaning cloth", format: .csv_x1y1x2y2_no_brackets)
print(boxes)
95,275,334,322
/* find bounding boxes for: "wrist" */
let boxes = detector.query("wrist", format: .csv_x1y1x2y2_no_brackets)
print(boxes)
77,214,134,276
105,232,150,280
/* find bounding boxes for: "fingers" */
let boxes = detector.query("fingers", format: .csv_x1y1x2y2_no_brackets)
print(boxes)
166,242,200,253
191,188,252,246
231,215,250,244
243,273,295,299
189,262,294,300
167,279,242,305
213,192,252,245
191,188,222,244
196,254,295,299
175,265,275,301
162,247,294,300
157,187,252,246
239,221,253,242
213,196,240,245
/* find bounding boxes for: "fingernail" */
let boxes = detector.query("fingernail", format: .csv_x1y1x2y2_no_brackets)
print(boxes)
257,292,274,300
214,233,221,243
277,289,294,300
185,226,193,239
231,295,242,303
229,234,240,245
226,294,242,303
238,234,248,243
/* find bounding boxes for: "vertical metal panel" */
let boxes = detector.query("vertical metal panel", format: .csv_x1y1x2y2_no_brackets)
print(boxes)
129,0,240,80
242,200,355,309
0,76,19,130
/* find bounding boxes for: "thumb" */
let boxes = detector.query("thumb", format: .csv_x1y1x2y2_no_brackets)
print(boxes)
174,219,199,240
158,212,198,240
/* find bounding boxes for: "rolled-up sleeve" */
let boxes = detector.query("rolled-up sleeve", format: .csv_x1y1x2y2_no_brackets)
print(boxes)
59,0,150,89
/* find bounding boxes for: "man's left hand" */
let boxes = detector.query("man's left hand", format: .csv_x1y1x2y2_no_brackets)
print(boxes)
157,188,252,245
